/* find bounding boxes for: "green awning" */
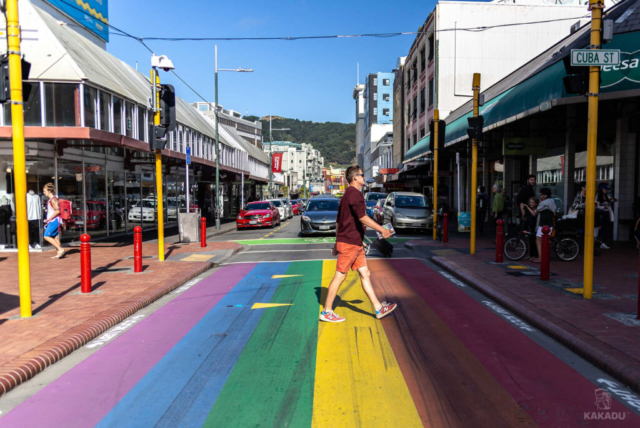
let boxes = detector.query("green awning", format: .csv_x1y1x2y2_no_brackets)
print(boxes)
404,135,430,160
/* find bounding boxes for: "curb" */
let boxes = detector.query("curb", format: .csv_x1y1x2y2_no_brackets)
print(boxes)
0,262,214,397
206,226,236,239
431,256,640,394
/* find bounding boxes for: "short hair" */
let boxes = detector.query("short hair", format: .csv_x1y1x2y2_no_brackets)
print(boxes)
345,165,362,184
479,186,485,192
43,183,55,194
540,187,552,197
528,174,536,180
530,197,539,205
493,184,501,192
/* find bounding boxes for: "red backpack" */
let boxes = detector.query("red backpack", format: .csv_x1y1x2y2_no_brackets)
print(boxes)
58,199,72,221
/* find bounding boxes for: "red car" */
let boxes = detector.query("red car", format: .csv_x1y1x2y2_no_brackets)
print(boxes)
291,200,300,215
237,201,280,230
67,201,107,229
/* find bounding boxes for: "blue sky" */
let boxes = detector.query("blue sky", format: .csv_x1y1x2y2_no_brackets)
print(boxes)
107,0,440,124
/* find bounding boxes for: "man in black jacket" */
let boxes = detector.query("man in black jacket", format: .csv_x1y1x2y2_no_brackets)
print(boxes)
516,175,536,220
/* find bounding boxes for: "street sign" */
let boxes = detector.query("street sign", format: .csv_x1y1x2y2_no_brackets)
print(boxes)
186,146,191,165
571,49,620,67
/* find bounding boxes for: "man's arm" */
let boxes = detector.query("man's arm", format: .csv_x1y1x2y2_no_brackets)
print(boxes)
360,215,392,239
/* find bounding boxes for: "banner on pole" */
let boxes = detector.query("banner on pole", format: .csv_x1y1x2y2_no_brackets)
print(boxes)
272,153,283,173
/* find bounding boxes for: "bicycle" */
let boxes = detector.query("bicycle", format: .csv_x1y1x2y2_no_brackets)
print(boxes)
503,221,580,262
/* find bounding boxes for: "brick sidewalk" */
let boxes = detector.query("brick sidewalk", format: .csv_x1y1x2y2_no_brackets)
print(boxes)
0,239,241,396
406,230,640,392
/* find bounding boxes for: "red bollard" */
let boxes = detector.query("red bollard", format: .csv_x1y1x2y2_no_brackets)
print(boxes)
201,217,207,248
80,234,92,293
496,219,504,263
443,213,449,243
540,226,551,281
134,226,142,273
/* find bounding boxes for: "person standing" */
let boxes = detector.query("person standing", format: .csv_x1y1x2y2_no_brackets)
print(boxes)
596,184,616,249
492,184,504,227
529,188,556,263
501,188,512,234
476,186,489,236
320,165,396,323
523,197,539,260
43,183,65,259
517,175,536,221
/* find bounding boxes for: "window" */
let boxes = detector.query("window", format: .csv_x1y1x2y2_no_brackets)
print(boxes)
413,132,418,147
428,34,435,61
383,93,390,102
373,93,378,101
420,48,426,71
383,79,390,86
429,78,434,107
420,88,426,111
373,108,378,115
420,127,425,138
137,106,146,141
125,102,135,137
23,82,41,126
99,91,111,131
113,96,123,134
45,83,79,126
84,86,97,128
198,104,208,111
383,108,390,116
373,78,378,86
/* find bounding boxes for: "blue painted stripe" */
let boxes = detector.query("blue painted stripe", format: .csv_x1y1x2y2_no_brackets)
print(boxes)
96,262,290,428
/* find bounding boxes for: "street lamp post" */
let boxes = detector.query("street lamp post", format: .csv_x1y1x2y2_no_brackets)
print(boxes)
214,45,253,229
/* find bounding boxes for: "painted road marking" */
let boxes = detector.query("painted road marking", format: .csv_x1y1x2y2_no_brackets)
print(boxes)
507,265,529,270
171,278,202,294
206,261,320,427
597,379,640,411
482,301,535,332
97,263,289,428
439,271,467,287
272,274,303,278
180,254,216,262
85,315,145,349
312,260,422,427
251,303,294,309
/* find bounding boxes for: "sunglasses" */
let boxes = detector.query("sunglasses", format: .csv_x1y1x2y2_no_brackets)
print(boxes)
356,174,365,178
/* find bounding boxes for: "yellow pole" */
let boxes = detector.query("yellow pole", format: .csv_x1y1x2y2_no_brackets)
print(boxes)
432,109,439,240
470,73,481,255
151,70,165,261
7,0,32,318
583,0,602,299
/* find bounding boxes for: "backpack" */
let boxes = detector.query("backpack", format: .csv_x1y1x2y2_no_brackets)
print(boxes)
58,199,72,221
477,194,488,210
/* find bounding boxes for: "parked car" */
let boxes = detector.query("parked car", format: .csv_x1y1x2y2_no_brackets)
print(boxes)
382,192,433,232
365,192,387,218
301,198,340,236
237,201,280,230
311,194,336,199
280,198,293,219
372,199,385,225
67,201,107,229
291,200,300,215
128,199,157,223
267,199,286,221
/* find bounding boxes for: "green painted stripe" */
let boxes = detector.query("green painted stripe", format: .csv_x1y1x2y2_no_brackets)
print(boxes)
204,261,322,427
232,237,411,245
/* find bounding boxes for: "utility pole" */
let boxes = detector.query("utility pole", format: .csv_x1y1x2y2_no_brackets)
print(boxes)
583,0,603,299
470,74,481,255
7,0,31,318
215,46,220,229
151,68,165,261
433,109,439,241
267,116,289,198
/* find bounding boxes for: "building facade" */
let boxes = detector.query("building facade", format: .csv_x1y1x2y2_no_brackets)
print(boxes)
262,141,325,194
361,72,395,179
191,102,263,148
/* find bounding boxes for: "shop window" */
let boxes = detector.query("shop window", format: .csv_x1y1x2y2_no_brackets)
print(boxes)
84,86,97,128
99,91,111,131
113,96,123,134
22,82,41,126
137,106,146,142
125,101,135,138
45,83,79,126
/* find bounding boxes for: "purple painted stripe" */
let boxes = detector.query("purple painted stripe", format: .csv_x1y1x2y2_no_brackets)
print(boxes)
0,263,257,428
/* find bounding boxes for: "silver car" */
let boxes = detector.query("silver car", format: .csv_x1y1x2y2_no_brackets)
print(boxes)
267,199,286,220
280,198,293,219
300,198,339,236
382,192,433,232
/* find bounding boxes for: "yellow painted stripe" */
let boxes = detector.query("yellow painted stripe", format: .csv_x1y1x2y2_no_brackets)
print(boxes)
251,303,294,309
312,260,422,428
272,275,303,279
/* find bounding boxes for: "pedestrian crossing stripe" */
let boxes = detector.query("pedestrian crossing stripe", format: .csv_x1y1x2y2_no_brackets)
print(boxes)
272,275,303,279
251,303,294,309
507,265,529,270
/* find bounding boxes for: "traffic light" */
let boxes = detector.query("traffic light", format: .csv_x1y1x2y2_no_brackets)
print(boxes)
467,115,484,141
428,119,446,152
0,54,31,103
159,84,176,131
562,55,589,95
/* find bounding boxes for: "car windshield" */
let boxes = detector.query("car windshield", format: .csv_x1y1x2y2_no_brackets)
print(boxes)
307,200,339,212
133,200,155,209
395,195,428,209
87,204,102,211
366,193,387,202
270,200,282,207
247,202,271,210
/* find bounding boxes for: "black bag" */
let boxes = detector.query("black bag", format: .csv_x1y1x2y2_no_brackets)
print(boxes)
371,238,393,257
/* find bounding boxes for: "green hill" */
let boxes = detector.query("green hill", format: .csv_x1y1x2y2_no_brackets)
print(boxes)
245,116,356,166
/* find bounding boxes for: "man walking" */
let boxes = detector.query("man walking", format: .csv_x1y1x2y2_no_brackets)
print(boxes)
320,166,397,323
477,186,489,236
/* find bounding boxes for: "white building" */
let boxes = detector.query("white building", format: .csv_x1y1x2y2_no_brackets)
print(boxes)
353,84,366,169
191,102,263,148
262,141,325,193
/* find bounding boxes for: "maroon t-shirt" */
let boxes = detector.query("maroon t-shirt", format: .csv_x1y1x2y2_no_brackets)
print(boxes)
336,186,366,246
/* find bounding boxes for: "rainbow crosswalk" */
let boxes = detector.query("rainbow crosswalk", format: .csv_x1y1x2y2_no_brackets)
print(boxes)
1,259,637,427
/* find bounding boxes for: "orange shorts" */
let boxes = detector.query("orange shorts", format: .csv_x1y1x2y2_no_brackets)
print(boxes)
336,242,367,273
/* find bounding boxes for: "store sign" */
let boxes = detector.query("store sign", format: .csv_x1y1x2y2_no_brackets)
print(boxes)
272,153,283,173
45,0,110,42
503,138,547,156
75,165,101,173
380,168,399,174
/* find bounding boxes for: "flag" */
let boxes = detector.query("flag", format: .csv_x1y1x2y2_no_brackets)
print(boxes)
272,153,283,173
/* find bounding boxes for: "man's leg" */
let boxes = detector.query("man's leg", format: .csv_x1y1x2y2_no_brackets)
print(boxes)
322,271,347,312
356,266,382,311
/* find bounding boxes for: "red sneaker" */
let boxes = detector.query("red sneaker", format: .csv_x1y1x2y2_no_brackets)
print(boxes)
375,302,397,319
320,311,345,323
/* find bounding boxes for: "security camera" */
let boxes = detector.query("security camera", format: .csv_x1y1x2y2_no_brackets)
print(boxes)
151,54,175,72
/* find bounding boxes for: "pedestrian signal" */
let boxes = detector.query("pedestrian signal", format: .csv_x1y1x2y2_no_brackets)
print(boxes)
428,120,446,152
467,115,484,141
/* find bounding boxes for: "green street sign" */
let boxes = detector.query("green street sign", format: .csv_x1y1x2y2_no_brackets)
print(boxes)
571,49,620,66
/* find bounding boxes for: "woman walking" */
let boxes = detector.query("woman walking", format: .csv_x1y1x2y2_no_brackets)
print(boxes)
43,183,65,259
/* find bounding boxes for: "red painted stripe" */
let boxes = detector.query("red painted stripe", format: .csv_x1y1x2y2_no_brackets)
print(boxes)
389,259,640,427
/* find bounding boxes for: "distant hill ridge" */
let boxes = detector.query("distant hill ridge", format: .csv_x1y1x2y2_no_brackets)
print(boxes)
245,116,356,165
